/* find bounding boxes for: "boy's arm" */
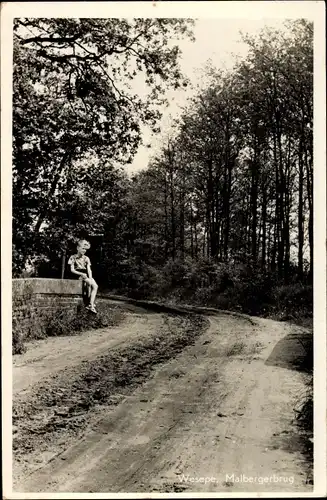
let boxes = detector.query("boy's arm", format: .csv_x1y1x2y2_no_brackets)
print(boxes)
70,260,87,279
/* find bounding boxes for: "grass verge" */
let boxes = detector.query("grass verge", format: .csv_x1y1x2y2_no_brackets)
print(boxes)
13,302,125,355
293,334,313,485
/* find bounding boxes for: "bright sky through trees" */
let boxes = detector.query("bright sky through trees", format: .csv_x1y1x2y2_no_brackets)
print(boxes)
128,18,288,173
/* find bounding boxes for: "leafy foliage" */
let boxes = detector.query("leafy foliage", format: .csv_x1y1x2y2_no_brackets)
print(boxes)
13,18,194,271
13,20,313,323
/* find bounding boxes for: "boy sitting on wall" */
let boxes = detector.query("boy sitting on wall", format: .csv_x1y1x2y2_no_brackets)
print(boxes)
68,240,98,314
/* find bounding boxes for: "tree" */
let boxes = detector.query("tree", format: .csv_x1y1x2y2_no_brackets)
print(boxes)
13,18,194,272
14,17,313,308
126,19,313,283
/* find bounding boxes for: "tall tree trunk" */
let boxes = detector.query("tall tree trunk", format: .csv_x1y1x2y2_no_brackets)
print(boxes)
170,167,176,260
207,159,216,258
298,140,304,279
190,201,194,259
179,172,185,261
267,214,272,271
277,132,285,279
271,197,277,273
283,137,292,281
202,216,206,257
225,159,232,259
261,187,267,269
273,125,284,279
194,215,198,259
164,172,169,260
215,185,221,257
305,146,313,282
250,155,258,263
222,154,232,260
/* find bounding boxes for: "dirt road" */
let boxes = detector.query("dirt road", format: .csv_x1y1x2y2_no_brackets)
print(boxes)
13,301,313,493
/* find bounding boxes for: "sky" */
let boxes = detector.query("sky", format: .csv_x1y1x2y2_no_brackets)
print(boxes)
127,18,288,174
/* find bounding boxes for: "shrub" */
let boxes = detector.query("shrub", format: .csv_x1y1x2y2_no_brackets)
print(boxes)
294,375,313,447
45,303,125,337
12,302,125,354
12,310,52,354
88,254,313,323
295,385,313,433
271,283,313,320
12,321,27,355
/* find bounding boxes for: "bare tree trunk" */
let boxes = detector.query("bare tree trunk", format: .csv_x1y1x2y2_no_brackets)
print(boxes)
194,218,198,259
207,159,216,258
261,188,267,269
283,137,292,281
267,214,272,271
298,137,304,278
180,187,185,261
250,155,258,263
169,166,176,260
164,173,169,260
277,131,285,279
190,201,194,259
305,146,313,282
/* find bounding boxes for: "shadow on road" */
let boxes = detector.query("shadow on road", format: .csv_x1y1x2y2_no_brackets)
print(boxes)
265,332,313,373
265,331,313,486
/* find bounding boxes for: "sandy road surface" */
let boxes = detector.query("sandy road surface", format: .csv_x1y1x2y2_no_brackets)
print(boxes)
13,310,156,396
13,302,312,494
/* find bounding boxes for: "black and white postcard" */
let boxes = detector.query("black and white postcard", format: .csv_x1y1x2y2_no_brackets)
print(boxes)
1,1,326,498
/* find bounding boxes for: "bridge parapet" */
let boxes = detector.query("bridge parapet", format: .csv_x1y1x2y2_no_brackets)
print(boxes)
12,278,83,340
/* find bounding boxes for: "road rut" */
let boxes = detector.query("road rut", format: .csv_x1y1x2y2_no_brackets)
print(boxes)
13,303,313,493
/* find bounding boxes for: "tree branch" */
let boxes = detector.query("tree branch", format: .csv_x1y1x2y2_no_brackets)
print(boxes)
37,52,94,62
21,35,80,45
96,60,138,111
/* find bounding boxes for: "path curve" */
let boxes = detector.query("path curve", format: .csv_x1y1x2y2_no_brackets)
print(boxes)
13,301,313,493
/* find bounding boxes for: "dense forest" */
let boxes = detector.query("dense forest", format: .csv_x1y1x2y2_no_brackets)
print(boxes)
13,18,313,321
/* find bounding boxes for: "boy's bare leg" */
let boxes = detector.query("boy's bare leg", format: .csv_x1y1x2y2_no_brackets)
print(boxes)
83,283,92,307
89,282,98,308
82,281,90,306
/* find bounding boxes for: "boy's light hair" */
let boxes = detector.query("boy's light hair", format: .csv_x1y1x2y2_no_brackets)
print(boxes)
77,239,91,249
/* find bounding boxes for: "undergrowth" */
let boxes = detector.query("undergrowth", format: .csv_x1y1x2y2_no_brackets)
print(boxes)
294,334,313,435
294,378,313,434
12,321,27,355
45,303,125,337
293,334,313,482
106,258,312,327
12,302,125,355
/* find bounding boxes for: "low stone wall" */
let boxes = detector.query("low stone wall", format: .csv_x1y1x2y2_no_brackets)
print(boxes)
13,278,83,340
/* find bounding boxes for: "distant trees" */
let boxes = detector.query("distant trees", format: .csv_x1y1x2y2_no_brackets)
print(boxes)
126,20,313,283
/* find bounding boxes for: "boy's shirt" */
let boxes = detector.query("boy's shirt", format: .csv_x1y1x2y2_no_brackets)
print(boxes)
68,254,91,271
